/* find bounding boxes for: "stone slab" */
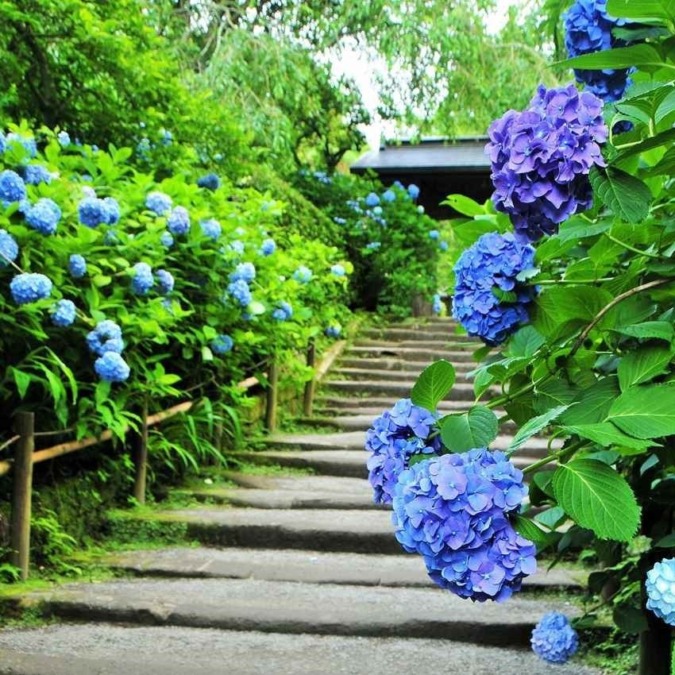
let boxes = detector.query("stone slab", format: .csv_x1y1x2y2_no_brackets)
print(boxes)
324,379,480,400
217,472,371,493
338,357,475,373
345,346,477,361
0,625,597,675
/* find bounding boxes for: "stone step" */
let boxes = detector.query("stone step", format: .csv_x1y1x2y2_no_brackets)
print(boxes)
353,340,478,355
338,356,477,373
331,367,476,383
218,472,371,493
315,396,483,412
0,624,596,675
107,547,585,591
26,577,582,648
345,346,481,361
360,328,472,343
323,379,482,400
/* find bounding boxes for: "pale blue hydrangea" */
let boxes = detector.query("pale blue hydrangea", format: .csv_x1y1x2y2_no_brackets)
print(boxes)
0,170,27,207
137,137,151,157
260,239,276,256
0,229,19,265
211,334,234,355
160,129,173,146
86,320,124,356
429,230,440,240
531,613,579,664
146,191,172,216
439,240,449,251
200,219,222,240
50,299,77,327
94,352,130,383
228,240,245,255
167,207,190,236
103,197,120,225
68,254,87,278
333,217,347,225
156,269,174,295
272,301,293,321
366,241,381,251
227,279,252,307
230,262,256,283
365,193,380,207
24,165,52,186
57,131,71,147
160,232,174,248
382,189,396,202
6,133,37,157
646,558,675,626
293,266,313,283
331,264,346,277
25,198,61,235
131,262,154,295
10,273,53,305
0,132,5,154
408,184,420,199
432,294,443,315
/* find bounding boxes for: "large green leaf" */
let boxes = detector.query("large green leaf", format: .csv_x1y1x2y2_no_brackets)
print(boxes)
613,321,674,341
442,194,485,217
607,0,675,22
552,459,640,541
560,377,620,425
440,406,498,452
508,405,569,454
505,326,545,358
607,384,675,438
411,360,456,412
512,515,556,550
618,347,672,390
563,44,665,70
533,286,613,337
556,217,611,243
563,423,653,454
589,167,652,224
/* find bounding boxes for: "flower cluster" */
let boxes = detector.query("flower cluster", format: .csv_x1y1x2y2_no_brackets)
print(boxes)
78,196,120,228
197,173,220,190
272,301,293,321
50,299,76,327
325,324,342,338
200,219,221,240
160,232,174,248
68,254,87,278
10,273,53,305
24,165,52,186
94,352,130,383
365,398,439,504
646,558,675,626
5,133,37,157
211,334,234,355
486,84,607,240
131,262,154,295
156,269,174,295
392,449,535,602
452,232,537,345
146,191,172,216
531,612,579,664
230,262,256,283
432,293,443,315
564,0,633,103
0,170,27,207
227,278,252,307
0,229,19,265
25,198,61,235
86,320,129,382
260,238,276,256
167,206,190,236
293,266,313,283
331,264,346,277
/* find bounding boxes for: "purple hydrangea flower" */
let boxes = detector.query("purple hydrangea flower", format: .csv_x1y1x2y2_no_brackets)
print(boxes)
392,450,535,602
260,239,276,256
0,229,19,265
10,273,53,305
227,279,252,307
86,320,124,356
25,198,61,235
156,269,174,295
200,219,221,240
0,170,27,207
68,254,87,278
531,612,579,663
293,266,313,283
146,191,172,215
94,352,130,383
131,262,154,295
167,206,190,236
197,173,220,190
50,299,77,327
230,262,256,283
646,558,675,626
24,165,52,186
211,333,234,355
486,84,607,240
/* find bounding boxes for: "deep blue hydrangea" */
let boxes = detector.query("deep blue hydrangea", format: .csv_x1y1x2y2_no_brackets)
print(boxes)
452,232,536,345
393,450,535,602
0,229,19,265
325,324,342,338
146,191,172,215
103,197,120,225
382,189,396,202
68,254,87,278
408,184,420,199
260,239,276,256
156,269,174,295
94,352,130,383
200,219,221,240
6,133,37,157
24,165,52,186
230,262,256,283
50,299,77,327
0,170,27,207
160,232,174,248
25,198,61,235
564,0,633,103
197,173,220,190
78,197,109,228
531,612,579,663
167,207,190,236
272,301,293,321
365,398,440,505
331,264,346,277
57,131,71,147
365,193,380,207
293,266,313,283
227,279,252,307
432,294,443,315
486,84,607,240
211,334,233,355
131,262,154,295
10,273,53,305
86,320,124,356
646,558,675,626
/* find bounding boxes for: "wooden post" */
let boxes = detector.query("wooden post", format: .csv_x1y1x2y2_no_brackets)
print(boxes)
303,339,317,417
265,359,278,433
133,400,149,505
10,412,34,581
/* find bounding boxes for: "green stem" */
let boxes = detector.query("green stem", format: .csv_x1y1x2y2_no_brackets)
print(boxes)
605,232,662,260
522,441,585,475
537,277,614,285
0,249,24,274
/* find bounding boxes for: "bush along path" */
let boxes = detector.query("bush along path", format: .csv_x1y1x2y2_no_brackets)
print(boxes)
0,318,598,675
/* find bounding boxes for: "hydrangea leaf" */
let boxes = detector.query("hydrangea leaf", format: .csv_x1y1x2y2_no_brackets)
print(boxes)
512,515,556,550
563,423,653,455
505,326,545,358
560,376,620,425
617,346,672,391
440,405,498,452
606,384,675,438
563,44,664,71
410,359,455,411
607,0,675,23
552,459,640,542
555,216,611,243
589,166,652,224
508,405,569,454
612,321,674,341
442,194,485,217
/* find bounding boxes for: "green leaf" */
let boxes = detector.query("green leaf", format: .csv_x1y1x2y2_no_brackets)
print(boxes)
442,194,485,217
563,423,653,454
201,346,214,362
505,326,545,358
654,533,675,548
440,406,498,452
248,300,266,316
552,459,640,541
10,368,31,398
556,217,611,243
606,384,675,438
561,377,620,425
589,167,652,224
614,129,675,165
618,347,672,390
508,405,569,454
512,515,556,550
613,605,649,635
613,321,674,341
607,0,675,22
411,360,456,411
534,286,613,337
562,44,665,70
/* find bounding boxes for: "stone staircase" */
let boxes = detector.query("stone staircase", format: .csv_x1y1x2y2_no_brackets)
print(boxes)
0,318,596,675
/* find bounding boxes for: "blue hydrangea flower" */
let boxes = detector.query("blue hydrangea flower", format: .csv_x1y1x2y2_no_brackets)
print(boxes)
197,173,220,190
0,132,5,154
86,320,124,356
260,239,276,256
452,232,536,345
333,217,347,225
486,84,607,240
78,197,109,228
531,613,579,664
167,206,190,236
366,241,381,251
432,294,443,315
211,334,234,355
429,229,440,240
293,266,313,283
408,184,420,199
6,133,37,157
200,219,222,240
365,192,380,207
160,231,174,248
439,240,448,251
325,324,342,338
25,198,61,235
131,262,154,295
156,269,174,295
57,131,71,147
0,229,19,265
646,558,675,626
160,129,173,146
331,264,346,277
94,352,130,383
382,189,396,202
230,262,256,283
313,170,331,184
372,206,383,216
103,197,120,225
228,240,245,255
10,273,53,305
227,279,252,307
146,191,172,216
365,398,440,505
50,299,77,327
68,254,87,278
564,0,633,103
137,137,151,157
272,301,293,321
393,450,535,602
0,170,27,207
24,165,52,186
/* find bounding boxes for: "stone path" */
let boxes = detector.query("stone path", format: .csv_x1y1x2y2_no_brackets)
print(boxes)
0,318,596,675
